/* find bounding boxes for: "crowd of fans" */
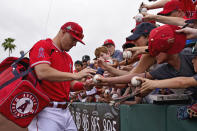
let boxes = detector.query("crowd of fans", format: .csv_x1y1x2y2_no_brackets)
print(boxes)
70,0,197,120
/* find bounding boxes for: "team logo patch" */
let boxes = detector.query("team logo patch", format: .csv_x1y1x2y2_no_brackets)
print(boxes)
38,47,45,58
11,92,38,118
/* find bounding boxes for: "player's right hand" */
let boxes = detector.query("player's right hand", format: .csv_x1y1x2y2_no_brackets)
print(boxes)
76,67,96,80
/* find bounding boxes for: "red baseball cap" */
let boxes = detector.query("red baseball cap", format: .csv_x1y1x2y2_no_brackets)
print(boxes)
157,0,184,15
61,22,85,45
148,24,186,57
103,39,115,47
185,11,197,23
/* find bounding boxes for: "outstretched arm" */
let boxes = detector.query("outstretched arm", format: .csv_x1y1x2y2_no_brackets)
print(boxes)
142,13,185,26
141,0,170,10
97,72,153,84
34,64,96,81
131,54,156,73
139,77,197,94
176,27,197,39
97,59,129,76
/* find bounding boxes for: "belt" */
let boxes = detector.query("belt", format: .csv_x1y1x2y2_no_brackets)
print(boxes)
48,102,69,109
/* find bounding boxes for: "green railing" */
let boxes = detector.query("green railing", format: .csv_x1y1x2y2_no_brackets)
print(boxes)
1,103,197,131
121,104,197,131
70,103,197,131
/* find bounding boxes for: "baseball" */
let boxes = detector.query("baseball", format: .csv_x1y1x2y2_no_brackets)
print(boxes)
131,76,142,87
104,89,110,94
123,51,132,59
112,94,118,99
141,8,147,13
93,74,101,83
126,51,132,59
123,51,128,59
109,101,115,106
135,13,143,22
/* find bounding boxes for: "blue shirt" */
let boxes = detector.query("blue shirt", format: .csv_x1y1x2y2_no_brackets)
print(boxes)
112,50,123,62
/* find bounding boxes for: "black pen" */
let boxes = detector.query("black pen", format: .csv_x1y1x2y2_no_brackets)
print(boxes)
182,23,189,29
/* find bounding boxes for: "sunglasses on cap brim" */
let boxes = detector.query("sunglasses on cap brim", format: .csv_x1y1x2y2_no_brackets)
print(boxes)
65,27,84,39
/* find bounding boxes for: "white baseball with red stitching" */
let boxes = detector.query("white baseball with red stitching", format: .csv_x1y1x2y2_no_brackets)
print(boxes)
131,76,142,87
126,51,132,59
141,8,147,13
93,74,100,83
135,14,143,22
123,51,132,59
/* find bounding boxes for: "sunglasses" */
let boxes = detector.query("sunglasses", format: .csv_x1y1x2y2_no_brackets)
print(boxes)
65,26,84,39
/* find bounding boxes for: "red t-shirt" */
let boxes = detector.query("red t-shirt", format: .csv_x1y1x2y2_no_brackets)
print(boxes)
30,38,73,102
177,0,197,18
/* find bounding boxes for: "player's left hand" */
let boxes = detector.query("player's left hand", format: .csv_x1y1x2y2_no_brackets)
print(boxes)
76,67,96,80
83,78,95,91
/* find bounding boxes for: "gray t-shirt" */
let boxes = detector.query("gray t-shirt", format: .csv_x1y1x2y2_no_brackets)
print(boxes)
149,48,197,96
112,50,123,62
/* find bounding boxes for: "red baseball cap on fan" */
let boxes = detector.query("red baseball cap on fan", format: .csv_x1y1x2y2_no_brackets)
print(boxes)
148,24,186,57
157,0,184,15
103,39,115,47
61,22,85,45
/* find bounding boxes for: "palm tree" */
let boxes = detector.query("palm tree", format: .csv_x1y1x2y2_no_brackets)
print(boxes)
1,38,16,57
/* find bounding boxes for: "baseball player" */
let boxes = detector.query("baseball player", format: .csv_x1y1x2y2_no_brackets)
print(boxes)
28,22,96,131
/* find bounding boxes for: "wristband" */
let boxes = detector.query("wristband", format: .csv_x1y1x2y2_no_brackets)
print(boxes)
73,82,84,91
